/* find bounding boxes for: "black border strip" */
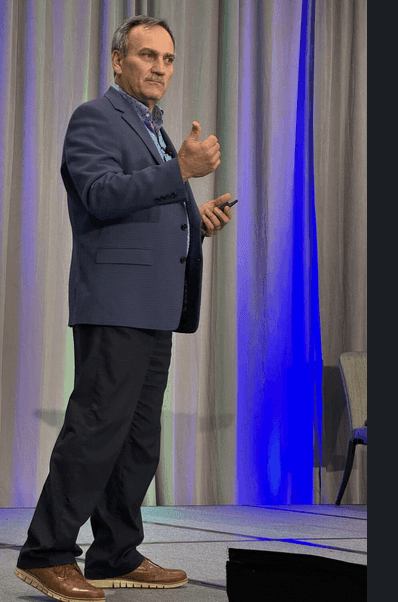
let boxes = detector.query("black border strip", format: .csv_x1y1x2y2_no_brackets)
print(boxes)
248,505,367,521
188,579,226,590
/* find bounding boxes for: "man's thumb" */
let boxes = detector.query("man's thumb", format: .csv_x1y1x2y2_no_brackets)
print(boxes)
189,121,201,140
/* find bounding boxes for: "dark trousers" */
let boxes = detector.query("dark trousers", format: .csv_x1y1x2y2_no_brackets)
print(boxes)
17,325,172,579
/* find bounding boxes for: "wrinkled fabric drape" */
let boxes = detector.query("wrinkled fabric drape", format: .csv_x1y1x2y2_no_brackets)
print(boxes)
0,0,366,507
235,0,323,504
314,0,367,503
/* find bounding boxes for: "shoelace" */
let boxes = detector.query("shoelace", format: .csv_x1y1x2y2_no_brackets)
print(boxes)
52,563,83,579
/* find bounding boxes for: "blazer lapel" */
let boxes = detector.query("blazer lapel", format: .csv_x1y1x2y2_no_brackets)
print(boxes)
104,88,201,228
160,128,178,158
104,87,163,165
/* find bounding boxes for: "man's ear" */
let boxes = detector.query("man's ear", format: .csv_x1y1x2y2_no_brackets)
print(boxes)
112,50,123,76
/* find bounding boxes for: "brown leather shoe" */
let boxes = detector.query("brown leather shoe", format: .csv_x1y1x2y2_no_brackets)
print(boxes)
15,563,105,601
87,557,188,589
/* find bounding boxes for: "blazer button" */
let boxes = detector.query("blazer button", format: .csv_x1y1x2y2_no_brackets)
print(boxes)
181,223,188,231
180,257,187,263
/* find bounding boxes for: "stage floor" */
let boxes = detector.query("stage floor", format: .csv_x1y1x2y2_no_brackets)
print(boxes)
0,504,367,601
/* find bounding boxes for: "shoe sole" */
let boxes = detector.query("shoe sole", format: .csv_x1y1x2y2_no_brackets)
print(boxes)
87,577,188,589
15,567,105,602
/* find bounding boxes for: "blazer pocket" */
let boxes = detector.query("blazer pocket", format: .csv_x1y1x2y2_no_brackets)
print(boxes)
96,247,153,265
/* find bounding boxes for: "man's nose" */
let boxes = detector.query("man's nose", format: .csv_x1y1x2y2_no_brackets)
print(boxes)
151,58,166,74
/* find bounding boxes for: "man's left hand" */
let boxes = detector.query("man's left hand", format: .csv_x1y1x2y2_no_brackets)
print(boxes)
199,193,232,237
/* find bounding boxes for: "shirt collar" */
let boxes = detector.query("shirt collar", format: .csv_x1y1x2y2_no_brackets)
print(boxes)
112,83,164,132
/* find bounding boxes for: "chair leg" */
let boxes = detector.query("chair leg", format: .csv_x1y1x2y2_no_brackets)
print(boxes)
335,439,357,506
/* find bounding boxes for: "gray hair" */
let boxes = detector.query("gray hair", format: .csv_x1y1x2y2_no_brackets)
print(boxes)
111,15,175,58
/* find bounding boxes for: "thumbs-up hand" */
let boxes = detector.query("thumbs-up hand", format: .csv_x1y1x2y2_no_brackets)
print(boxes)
188,121,202,141
177,121,221,181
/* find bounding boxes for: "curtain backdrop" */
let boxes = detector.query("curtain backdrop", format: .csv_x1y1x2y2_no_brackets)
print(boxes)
0,0,367,508
235,0,323,504
314,0,367,503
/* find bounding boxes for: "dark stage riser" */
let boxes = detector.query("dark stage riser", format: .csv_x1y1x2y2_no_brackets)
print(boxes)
226,548,366,601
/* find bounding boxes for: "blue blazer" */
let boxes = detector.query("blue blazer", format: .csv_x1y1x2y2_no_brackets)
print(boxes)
61,86,203,333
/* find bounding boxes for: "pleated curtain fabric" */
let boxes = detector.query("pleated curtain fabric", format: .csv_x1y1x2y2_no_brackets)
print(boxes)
0,0,366,507
314,0,367,503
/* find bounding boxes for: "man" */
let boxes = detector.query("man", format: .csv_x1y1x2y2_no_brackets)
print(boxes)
15,14,231,602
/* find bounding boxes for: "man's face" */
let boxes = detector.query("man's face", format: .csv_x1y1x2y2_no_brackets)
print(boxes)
112,24,175,111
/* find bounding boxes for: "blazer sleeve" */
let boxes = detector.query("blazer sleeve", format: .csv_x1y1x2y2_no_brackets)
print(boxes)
61,101,188,221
